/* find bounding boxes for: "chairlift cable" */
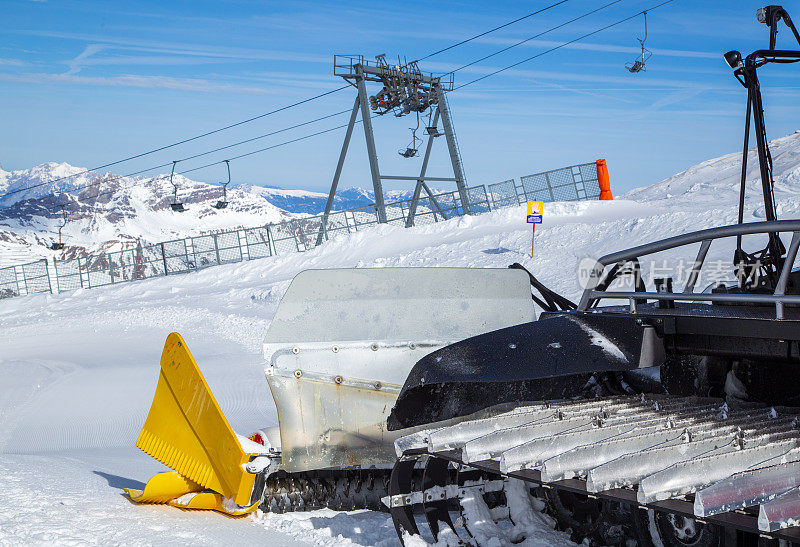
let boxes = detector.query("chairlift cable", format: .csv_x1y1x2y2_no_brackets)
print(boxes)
0,86,350,200
452,0,676,91
75,118,365,205
17,109,353,210
19,0,678,212
447,0,626,75
415,0,571,62
56,0,679,207
2,0,577,202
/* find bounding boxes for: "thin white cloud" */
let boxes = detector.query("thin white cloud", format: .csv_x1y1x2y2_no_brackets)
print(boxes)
19,30,330,64
0,72,295,94
67,54,239,68
629,87,711,120
66,44,105,74
0,58,25,66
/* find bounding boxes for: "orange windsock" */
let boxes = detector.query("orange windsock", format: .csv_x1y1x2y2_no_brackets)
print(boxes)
596,159,613,200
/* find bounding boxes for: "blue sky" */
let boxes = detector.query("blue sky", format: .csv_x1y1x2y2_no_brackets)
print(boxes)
1,0,799,196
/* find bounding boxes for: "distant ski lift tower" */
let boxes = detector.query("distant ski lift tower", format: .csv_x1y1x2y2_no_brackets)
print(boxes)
317,55,470,244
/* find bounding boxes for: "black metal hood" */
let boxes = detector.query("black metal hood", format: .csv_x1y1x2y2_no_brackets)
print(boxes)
387,313,653,430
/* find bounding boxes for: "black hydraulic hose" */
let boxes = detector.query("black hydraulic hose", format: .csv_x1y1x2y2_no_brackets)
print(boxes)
509,263,577,311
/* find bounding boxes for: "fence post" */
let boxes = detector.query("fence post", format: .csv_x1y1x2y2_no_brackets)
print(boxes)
11,264,21,296
108,253,115,284
213,234,221,266
515,181,524,204
477,186,491,212
45,259,54,294
544,172,555,201
291,220,303,252
266,224,277,256
238,230,248,261
160,243,168,276
319,216,328,244
19,264,30,295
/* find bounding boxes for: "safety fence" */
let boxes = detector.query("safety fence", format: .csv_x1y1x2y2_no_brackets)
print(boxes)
1,161,604,299
488,162,601,207
0,259,52,299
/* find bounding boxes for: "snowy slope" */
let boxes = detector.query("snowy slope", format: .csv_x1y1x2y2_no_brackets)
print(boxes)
1,131,800,545
625,130,800,211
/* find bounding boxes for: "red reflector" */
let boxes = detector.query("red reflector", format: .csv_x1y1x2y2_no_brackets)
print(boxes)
248,432,266,446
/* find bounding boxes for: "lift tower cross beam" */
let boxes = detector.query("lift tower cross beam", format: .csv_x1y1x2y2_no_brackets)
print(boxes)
317,55,470,245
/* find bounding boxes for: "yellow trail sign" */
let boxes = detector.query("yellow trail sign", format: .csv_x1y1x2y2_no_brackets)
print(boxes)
526,201,544,257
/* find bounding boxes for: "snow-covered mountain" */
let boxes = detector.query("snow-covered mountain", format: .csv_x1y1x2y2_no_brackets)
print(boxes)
0,163,420,265
3,128,799,267
0,162,97,203
0,168,295,263
625,130,800,213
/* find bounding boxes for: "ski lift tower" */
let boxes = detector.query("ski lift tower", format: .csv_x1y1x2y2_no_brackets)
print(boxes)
318,55,471,243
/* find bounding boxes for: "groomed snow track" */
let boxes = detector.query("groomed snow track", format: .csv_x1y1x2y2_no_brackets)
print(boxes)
390,394,800,544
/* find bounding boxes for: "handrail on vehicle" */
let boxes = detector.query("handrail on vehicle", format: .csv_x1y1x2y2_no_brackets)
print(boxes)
577,220,800,319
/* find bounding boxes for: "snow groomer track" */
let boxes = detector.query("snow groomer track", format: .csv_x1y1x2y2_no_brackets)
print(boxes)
390,394,800,543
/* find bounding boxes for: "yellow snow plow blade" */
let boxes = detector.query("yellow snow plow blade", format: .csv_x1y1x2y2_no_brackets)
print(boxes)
124,471,202,504
131,332,258,508
168,491,259,516
125,471,258,516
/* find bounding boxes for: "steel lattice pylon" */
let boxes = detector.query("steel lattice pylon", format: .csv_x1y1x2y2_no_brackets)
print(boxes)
317,55,471,245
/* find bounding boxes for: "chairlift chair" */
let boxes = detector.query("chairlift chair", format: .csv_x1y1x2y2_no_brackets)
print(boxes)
169,161,187,212
213,160,231,210
399,113,421,158
425,126,442,137
626,58,648,73
626,11,653,73
50,205,67,250
424,105,441,137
